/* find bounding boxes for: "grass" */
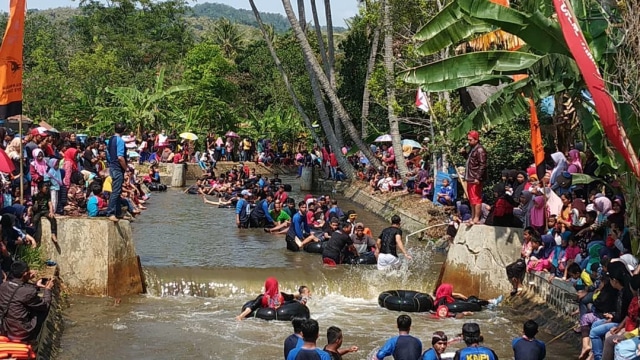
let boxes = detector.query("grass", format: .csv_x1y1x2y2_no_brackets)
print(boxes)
16,245,47,270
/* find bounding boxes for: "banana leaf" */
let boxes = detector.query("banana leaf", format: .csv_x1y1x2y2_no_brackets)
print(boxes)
457,0,570,56
570,173,602,185
414,1,495,56
402,51,541,90
576,103,620,173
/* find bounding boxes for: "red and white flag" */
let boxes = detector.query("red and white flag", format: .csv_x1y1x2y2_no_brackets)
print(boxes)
415,87,430,113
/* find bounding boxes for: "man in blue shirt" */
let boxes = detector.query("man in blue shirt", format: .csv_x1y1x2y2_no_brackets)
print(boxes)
376,315,422,360
249,192,275,228
285,201,319,252
235,190,251,228
287,318,331,360
436,178,454,206
284,317,306,360
453,323,499,360
106,123,127,222
512,320,545,360
422,331,448,360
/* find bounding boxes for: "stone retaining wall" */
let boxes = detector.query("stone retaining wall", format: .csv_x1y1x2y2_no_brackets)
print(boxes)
35,281,64,359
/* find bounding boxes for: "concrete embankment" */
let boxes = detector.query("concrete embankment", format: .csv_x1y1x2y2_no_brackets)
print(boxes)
41,218,143,297
339,179,578,342
135,162,289,186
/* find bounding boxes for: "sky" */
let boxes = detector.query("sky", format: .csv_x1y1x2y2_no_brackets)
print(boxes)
3,1,360,27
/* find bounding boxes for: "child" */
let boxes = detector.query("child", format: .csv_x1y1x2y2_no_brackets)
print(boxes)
437,178,454,206
562,236,581,279
422,177,434,200
31,181,58,244
45,158,63,214
298,285,312,305
87,183,108,217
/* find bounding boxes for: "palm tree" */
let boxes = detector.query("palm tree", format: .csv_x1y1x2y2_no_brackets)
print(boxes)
281,0,382,168
381,0,409,175
208,18,245,60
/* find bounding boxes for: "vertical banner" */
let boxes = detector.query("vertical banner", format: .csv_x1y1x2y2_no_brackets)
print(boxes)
0,0,26,119
528,98,546,180
553,0,640,178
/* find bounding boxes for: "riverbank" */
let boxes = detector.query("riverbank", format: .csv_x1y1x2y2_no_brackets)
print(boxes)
338,178,580,348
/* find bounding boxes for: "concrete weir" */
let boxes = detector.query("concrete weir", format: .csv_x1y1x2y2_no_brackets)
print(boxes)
40,218,144,297
441,225,523,299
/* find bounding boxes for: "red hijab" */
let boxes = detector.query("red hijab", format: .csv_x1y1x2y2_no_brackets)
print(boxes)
435,283,455,305
261,277,284,309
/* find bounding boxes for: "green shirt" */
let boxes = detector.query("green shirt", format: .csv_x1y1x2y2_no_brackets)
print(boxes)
270,210,291,223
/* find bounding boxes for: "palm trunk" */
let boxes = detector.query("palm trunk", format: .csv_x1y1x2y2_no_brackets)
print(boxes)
296,0,354,177
249,0,323,148
323,0,343,146
382,0,408,175
361,23,381,139
281,0,381,168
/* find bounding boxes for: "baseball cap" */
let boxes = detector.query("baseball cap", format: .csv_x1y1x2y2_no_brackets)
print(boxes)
240,190,252,196
462,322,481,337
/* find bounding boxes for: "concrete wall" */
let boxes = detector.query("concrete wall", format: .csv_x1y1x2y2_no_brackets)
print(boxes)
134,162,284,186
35,282,63,359
341,181,435,235
41,218,143,297
441,225,523,299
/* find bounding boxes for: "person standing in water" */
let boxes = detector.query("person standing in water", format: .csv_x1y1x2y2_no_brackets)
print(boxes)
376,215,412,270
375,315,422,360
453,323,498,360
287,319,331,360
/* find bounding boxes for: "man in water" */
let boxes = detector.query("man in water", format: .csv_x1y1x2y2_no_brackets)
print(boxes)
284,317,305,360
285,202,319,251
376,215,412,270
375,315,422,360
512,320,545,360
322,221,356,265
323,326,359,360
235,190,252,228
286,319,331,360
351,223,376,263
266,201,292,234
453,323,498,360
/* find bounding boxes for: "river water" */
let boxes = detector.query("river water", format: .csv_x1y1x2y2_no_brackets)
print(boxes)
57,176,577,359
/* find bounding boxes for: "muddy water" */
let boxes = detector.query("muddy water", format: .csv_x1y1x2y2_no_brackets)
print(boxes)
57,176,577,359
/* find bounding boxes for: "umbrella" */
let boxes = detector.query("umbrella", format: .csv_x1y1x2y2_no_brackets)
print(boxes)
374,134,392,142
127,150,140,158
401,139,423,149
225,131,239,138
215,137,224,146
180,132,198,141
0,148,15,173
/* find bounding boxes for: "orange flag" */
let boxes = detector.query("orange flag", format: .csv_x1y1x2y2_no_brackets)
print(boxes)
528,98,545,179
0,0,26,119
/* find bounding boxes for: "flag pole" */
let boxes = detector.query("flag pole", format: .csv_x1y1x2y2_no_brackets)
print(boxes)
19,114,23,204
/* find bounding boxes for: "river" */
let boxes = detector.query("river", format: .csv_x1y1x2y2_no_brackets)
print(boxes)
57,176,577,359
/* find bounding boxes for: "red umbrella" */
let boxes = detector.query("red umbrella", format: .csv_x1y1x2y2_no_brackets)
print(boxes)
225,131,239,138
0,148,15,174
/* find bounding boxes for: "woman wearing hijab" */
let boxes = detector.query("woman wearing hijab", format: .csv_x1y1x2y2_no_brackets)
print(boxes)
63,146,79,187
491,183,515,227
512,171,528,204
236,277,299,320
567,149,583,174
514,190,534,228
29,149,48,195
549,152,568,190
530,196,547,235
434,283,467,307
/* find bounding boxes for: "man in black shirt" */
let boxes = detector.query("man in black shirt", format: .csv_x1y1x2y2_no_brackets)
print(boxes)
376,215,412,270
322,221,356,265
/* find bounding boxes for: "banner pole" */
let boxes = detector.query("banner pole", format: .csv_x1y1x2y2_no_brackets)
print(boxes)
19,114,23,204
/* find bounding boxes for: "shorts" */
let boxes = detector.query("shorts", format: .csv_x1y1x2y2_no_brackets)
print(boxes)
377,253,401,270
285,234,302,252
467,182,483,205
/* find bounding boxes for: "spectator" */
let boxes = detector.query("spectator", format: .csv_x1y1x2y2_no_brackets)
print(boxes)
286,319,331,360
460,130,487,224
0,260,54,341
375,315,422,360
452,323,498,360
87,183,107,217
436,178,454,206
324,326,358,360
512,320,546,360
106,123,127,222
31,181,58,244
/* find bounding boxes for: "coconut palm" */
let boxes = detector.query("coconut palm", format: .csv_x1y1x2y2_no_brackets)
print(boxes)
208,18,245,60
281,0,381,168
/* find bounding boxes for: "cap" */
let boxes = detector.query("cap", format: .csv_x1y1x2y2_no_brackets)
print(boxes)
467,130,479,140
355,222,364,230
432,330,448,345
240,190,252,196
462,322,481,337
30,128,48,137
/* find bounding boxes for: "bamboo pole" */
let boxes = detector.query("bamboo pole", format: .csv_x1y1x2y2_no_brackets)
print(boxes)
19,114,23,204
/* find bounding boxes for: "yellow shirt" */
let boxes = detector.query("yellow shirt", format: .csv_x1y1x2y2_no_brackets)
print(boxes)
102,176,113,193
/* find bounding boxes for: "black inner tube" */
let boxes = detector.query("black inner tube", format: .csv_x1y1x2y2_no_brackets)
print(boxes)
378,290,434,313
241,300,310,321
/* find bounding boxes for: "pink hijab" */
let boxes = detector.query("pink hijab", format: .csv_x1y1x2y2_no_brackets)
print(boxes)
530,195,546,227
30,148,48,176
567,149,582,174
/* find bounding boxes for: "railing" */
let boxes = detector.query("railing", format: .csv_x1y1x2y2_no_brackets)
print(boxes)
404,223,448,246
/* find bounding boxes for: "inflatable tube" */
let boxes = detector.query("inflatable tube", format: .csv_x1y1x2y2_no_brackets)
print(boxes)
445,301,482,313
304,241,325,254
241,300,310,321
148,182,167,191
378,290,434,312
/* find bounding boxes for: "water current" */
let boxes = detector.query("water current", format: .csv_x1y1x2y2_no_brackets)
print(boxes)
57,176,577,359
